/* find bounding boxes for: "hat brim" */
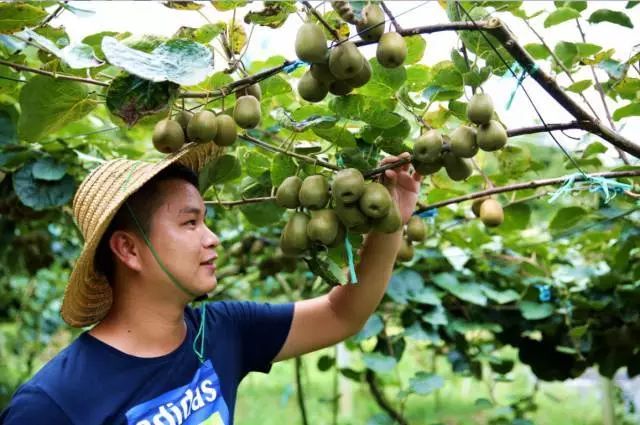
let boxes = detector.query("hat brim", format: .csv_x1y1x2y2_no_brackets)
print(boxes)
61,142,221,328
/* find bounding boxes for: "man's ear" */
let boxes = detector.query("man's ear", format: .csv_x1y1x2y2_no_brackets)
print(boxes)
109,230,144,273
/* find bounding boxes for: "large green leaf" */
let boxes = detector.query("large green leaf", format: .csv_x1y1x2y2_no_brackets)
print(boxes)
554,41,578,68
386,270,426,305
565,79,593,93
32,158,67,181
519,301,554,320
105,74,178,127
588,9,634,28
241,150,270,179
544,7,580,27
500,203,531,232
211,0,248,11
405,35,427,65
239,180,284,226
329,95,400,128
102,37,214,85
12,161,75,210
244,1,296,28
359,59,407,98
270,153,297,187
525,43,551,60
353,314,384,342
18,76,98,142
362,352,397,373
199,154,242,191
0,103,18,145
0,3,47,34
313,126,357,148
408,372,444,395
613,102,640,121
549,206,587,231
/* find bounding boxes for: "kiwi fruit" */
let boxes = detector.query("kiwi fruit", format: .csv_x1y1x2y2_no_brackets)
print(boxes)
344,58,372,88
359,182,392,219
276,176,303,209
329,41,364,80
332,168,365,204
298,70,329,102
413,158,443,176
413,130,443,163
295,23,329,63
233,95,261,129
213,114,237,147
479,198,504,227
310,63,336,83
396,238,414,262
406,216,426,242
356,4,385,42
152,119,185,153
376,32,407,68
280,212,310,256
187,110,217,143
372,202,402,234
174,110,193,132
471,197,489,217
449,125,478,158
299,175,330,209
467,93,494,125
442,152,472,181
329,80,353,96
477,120,508,151
236,83,262,101
335,200,369,230
307,209,340,245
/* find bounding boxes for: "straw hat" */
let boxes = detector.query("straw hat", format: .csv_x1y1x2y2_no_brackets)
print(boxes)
61,142,221,328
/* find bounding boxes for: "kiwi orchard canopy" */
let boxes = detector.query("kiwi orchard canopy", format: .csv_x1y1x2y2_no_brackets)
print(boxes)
1,1,640,423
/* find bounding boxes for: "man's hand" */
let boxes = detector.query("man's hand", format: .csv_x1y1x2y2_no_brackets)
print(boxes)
378,152,423,224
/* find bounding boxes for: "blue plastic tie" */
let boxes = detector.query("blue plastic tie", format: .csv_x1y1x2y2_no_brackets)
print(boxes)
535,284,552,302
505,63,539,110
335,154,357,283
416,208,438,225
283,60,307,74
345,235,358,284
548,173,632,204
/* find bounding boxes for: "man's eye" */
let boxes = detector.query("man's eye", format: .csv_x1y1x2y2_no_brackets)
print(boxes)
186,220,197,226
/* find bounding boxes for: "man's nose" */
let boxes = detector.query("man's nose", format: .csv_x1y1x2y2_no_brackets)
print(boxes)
203,225,220,248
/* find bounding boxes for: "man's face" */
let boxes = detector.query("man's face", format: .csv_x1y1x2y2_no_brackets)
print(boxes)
142,179,219,300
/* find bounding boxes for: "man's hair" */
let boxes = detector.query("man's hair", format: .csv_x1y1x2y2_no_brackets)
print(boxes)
94,163,199,284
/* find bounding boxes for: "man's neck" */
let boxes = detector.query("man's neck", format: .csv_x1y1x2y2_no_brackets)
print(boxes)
89,295,188,358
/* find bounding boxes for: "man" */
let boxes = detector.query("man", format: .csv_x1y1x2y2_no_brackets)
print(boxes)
1,142,422,424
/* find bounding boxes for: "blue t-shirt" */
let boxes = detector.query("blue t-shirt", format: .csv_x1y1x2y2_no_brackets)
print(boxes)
0,300,294,425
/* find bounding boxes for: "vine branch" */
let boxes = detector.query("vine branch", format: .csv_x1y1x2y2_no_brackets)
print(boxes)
365,370,409,425
380,1,402,32
416,169,640,213
239,133,340,171
204,196,275,207
0,59,108,87
483,18,640,159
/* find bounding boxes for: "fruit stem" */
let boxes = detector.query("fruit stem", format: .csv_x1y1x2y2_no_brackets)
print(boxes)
380,1,402,32
301,1,342,41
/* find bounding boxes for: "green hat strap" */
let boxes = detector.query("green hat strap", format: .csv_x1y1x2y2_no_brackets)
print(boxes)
120,162,207,363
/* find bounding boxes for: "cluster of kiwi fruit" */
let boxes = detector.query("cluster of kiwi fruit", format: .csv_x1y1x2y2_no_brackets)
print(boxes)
396,215,427,263
411,93,508,181
276,168,403,257
471,196,504,227
151,84,262,154
227,235,297,278
294,3,407,103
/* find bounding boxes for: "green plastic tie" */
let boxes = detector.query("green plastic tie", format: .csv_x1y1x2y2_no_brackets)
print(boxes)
193,302,207,363
505,63,539,110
